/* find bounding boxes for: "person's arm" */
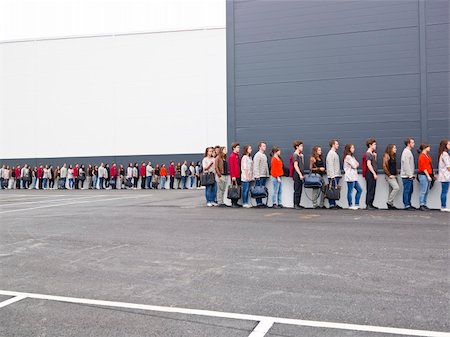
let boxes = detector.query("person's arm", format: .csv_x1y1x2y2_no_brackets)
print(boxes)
215,157,222,178
382,154,391,177
294,157,304,180
309,157,317,172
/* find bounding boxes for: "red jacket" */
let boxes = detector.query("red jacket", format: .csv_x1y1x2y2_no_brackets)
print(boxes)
15,167,21,178
73,167,78,178
169,164,175,176
229,152,241,179
37,167,43,179
110,165,117,178
140,165,146,177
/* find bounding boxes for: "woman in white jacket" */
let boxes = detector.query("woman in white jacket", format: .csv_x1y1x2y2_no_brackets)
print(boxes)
343,144,362,210
241,144,254,208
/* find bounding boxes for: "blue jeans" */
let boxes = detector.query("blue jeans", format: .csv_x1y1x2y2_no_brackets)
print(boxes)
402,178,414,208
441,182,449,208
190,176,195,188
181,176,187,189
328,177,340,206
205,183,215,203
146,176,152,189
69,178,74,189
92,176,97,189
255,177,267,205
347,181,362,207
43,178,48,189
160,176,167,189
242,181,250,205
418,174,430,206
271,177,282,205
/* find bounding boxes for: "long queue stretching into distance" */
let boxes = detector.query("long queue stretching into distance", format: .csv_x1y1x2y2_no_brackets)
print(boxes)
201,138,450,212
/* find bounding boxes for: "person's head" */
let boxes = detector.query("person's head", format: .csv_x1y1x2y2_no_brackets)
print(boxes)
232,142,240,154
311,146,322,159
214,146,221,155
258,142,267,153
170,161,174,165
222,146,227,156
69,164,72,169
404,137,415,149
329,139,339,150
418,143,430,154
385,144,397,158
162,164,166,168
438,139,450,158
242,144,252,156
183,160,187,165
204,147,212,158
190,162,194,166
155,164,159,168
271,146,281,157
366,138,377,151
75,163,79,168
293,140,303,153
343,144,354,159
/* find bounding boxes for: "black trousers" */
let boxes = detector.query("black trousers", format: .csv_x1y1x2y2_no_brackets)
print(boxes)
170,176,175,189
365,172,377,206
38,178,43,189
231,178,241,206
16,178,21,189
74,178,79,189
141,176,146,189
293,174,303,207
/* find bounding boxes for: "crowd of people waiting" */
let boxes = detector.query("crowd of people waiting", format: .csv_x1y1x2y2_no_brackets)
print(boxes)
0,161,203,191
201,138,450,212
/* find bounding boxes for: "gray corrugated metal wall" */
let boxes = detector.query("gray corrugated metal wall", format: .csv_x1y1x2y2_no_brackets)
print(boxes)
227,0,449,161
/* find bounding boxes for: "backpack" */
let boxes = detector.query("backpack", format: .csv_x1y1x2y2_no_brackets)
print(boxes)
289,154,294,178
362,152,367,178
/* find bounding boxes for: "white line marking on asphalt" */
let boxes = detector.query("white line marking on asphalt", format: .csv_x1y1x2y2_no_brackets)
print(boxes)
0,195,152,214
0,195,108,207
248,320,274,337
0,295,26,308
0,290,448,337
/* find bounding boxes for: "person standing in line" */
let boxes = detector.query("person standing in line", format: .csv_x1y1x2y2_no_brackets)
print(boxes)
86,164,93,189
293,140,306,210
175,162,182,189
309,146,326,209
73,164,79,190
229,143,241,207
253,142,269,208
169,161,175,190
5,166,12,189
181,160,188,189
365,138,378,210
126,163,133,189
270,147,284,209
0,165,5,190
189,162,196,189
241,144,254,209
382,144,400,210
10,165,16,189
401,137,416,210
118,164,125,189
343,144,362,210
60,164,68,189
42,165,49,190
48,165,54,189
98,163,105,190
92,165,98,190
438,139,450,212
195,161,202,189
15,165,21,189
417,144,433,211
326,139,342,209
20,164,28,189
105,164,110,189
160,164,167,189
140,162,146,189
79,164,86,189
203,147,217,207
152,164,160,189
109,163,117,189
67,165,74,189
54,166,60,190
37,165,43,190
146,161,153,189
215,147,228,207
132,163,139,189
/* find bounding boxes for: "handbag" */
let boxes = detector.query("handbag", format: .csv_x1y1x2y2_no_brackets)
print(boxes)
175,172,182,179
304,173,323,188
227,182,241,200
325,178,341,200
250,185,268,199
200,172,215,186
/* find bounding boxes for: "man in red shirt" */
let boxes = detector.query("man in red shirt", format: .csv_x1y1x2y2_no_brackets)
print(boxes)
110,163,117,189
73,164,79,189
15,166,21,189
229,143,241,207
37,165,44,190
169,161,175,189
140,162,146,189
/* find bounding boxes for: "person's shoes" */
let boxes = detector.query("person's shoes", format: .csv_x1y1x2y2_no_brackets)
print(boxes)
419,205,428,211
321,206,327,209
242,204,251,208
272,204,278,209
440,208,450,212
424,205,431,210
349,206,358,210
366,205,377,210
278,205,283,209
294,205,305,210
231,204,240,208
335,205,343,209
258,204,268,208
329,205,336,210
404,206,415,211
212,202,219,207
218,204,227,208
206,203,213,207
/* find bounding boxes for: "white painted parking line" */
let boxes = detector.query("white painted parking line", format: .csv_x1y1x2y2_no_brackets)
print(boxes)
0,195,108,207
248,320,274,337
0,290,448,337
0,195,153,214
0,295,26,308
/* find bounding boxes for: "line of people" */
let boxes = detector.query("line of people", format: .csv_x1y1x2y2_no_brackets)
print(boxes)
0,161,204,191
201,138,450,212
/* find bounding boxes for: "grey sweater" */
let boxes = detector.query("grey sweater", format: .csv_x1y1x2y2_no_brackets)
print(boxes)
253,151,269,179
400,148,415,178
326,150,341,178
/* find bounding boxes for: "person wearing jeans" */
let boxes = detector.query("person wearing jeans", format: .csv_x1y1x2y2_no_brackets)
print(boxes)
241,144,254,208
343,144,362,210
270,147,284,208
326,139,342,209
401,138,416,210
160,164,167,189
382,144,400,209
438,139,450,212
253,142,269,207
202,147,217,207
417,144,433,211
181,161,188,189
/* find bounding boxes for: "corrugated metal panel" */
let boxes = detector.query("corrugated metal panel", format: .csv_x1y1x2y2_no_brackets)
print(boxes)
227,0,449,160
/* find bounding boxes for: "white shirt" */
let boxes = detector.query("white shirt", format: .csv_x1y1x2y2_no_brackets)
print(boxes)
241,155,254,182
343,155,359,182
438,151,450,182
